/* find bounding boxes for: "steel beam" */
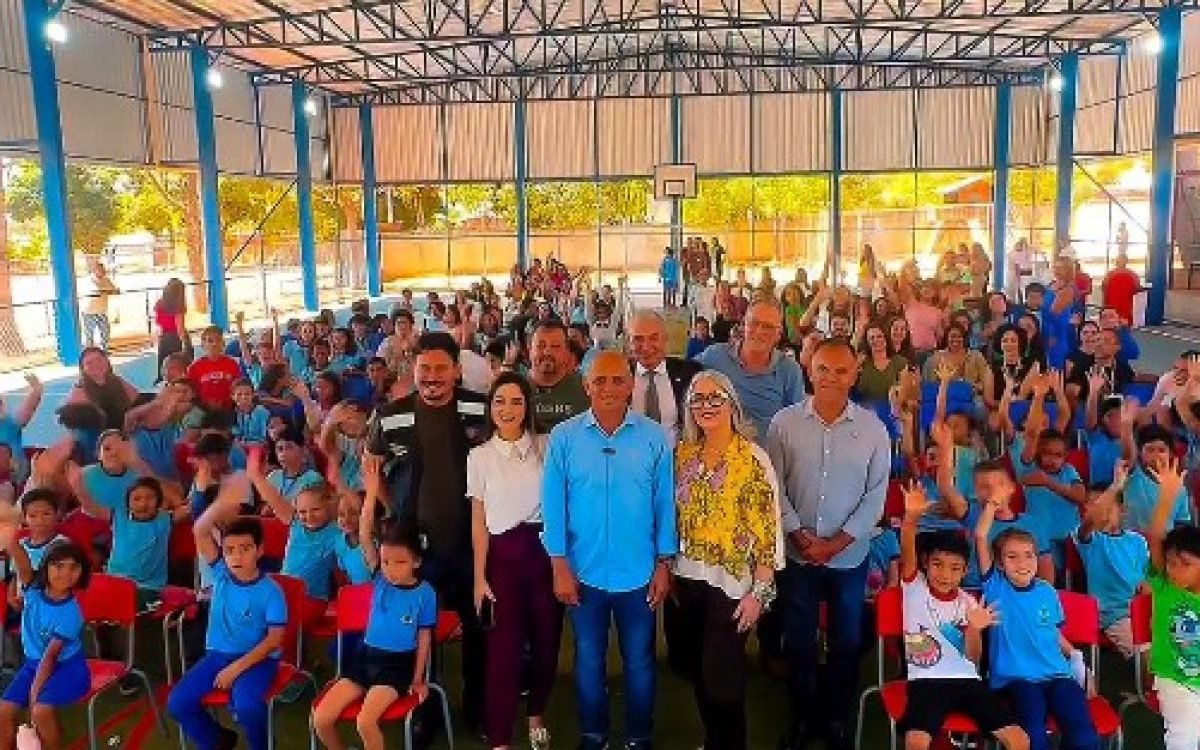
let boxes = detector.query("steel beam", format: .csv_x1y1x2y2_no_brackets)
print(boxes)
292,82,319,311
831,87,843,278
1146,7,1181,325
670,91,683,252
1053,53,1079,255
23,0,81,364
514,98,529,271
360,104,381,297
993,81,1012,293
189,46,229,330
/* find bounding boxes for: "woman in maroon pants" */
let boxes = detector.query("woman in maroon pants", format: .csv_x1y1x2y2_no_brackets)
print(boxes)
468,371,561,750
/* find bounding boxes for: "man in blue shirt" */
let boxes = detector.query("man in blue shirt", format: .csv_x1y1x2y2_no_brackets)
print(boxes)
765,339,890,750
542,350,677,750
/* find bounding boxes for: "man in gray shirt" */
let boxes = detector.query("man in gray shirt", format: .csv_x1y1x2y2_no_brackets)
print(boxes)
765,338,890,750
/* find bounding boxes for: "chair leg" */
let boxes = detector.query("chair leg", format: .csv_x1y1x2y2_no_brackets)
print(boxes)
134,669,168,736
855,687,879,750
404,715,414,750
87,693,100,750
431,683,454,750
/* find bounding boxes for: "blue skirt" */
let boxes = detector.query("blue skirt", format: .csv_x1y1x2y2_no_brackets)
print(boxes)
2,653,90,707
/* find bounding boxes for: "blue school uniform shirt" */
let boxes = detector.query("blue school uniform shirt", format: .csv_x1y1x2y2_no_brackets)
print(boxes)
963,503,1049,587
108,511,173,591
363,578,438,653
266,468,324,503
282,520,340,601
333,534,373,585
282,341,309,378
1071,528,1149,629
866,527,900,594
1085,429,1122,489
1123,465,1191,532
327,355,363,375
20,535,68,575
82,464,141,513
1012,449,1083,543
132,424,182,482
916,476,964,533
21,587,85,662
0,414,28,484
232,405,271,445
206,559,288,656
982,570,1070,687
660,256,681,287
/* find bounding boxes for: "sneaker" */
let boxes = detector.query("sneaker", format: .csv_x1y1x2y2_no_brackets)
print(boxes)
529,726,551,750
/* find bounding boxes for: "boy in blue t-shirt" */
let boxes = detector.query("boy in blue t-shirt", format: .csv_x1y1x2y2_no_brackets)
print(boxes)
1120,422,1192,533
975,500,1099,750
1071,463,1149,659
167,474,287,750
0,373,43,488
659,247,680,308
1082,388,1125,490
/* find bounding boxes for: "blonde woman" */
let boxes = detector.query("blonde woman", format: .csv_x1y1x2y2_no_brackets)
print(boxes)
668,370,784,750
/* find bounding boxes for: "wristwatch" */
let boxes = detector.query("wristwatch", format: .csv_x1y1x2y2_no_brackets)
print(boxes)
750,579,777,609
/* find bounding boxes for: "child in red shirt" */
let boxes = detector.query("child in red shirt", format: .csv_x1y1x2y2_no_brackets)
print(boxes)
187,326,242,410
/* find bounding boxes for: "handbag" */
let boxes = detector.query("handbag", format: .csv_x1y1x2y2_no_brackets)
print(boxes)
16,723,41,750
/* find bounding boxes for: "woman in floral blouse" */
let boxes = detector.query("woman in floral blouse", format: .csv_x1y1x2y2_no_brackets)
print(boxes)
668,370,784,750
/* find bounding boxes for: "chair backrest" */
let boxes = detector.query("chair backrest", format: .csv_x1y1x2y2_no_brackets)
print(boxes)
260,517,290,561
78,573,138,626
1130,591,1152,647
1066,449,1089,485
435,610,462,645
1058,589,1100,647
269,573,307,667
884,480,905,523
874,586,903,638
168,519,197,563
335,582,373,634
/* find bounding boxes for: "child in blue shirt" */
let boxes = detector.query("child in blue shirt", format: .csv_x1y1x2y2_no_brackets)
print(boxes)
16,489,69,575
0,373,43,488
266,430,324,504
659,247,680,308
1071,463,1149,659
0,517,91,750
328,328,364,375
311,465,435,750
231,379,271,449
248,455,340,630
1119,422,1192,532
168,475,288,750
1082,388,1125,490
975,500,1099,750
319,402,369,493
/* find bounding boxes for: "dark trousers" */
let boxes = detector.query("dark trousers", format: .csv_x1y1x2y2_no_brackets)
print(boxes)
1005,678,1099,750
671,577,751,750
82,313,110,350
483,524,563,746
419,548,485,725
778,560,868,735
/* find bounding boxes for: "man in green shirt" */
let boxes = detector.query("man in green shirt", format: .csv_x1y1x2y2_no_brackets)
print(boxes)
528,321,589,433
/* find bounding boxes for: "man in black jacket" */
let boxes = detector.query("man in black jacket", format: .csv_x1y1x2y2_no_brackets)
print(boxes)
364,331,488,738
627,310,702,445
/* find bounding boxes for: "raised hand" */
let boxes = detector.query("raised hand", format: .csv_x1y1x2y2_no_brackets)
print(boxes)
929,420,953,450
902,480,929,521
1086,366,1107,395
1120,399,1141,428
1148,455,1187,500
965,601,999,630
1047,368,1066,397
1112,459,1130,492
934,361,956,384
1189,354,1200,389
23,373,40,389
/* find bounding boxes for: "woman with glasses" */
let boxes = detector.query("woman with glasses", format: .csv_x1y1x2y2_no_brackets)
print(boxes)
670,370,784,750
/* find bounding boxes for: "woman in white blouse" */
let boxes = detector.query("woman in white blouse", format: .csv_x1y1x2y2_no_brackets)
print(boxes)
467,371,560,750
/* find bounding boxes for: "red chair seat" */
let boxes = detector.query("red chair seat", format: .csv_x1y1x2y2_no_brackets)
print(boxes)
880,681,982,734
1046,696,1122,736
201,663,298,708
307,605,338,639
85,660,128,699
143,585,197,621
313,684,421,721
1144,689,1160,714
435,612,461,643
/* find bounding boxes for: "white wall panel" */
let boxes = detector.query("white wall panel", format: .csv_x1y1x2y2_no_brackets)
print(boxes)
445,103,513,181
682,95,750,174
527,100,593,179
1075,102,1117,154
845,90,914,171
215,118,258,175
1078,56,1119,108
596,97,669,177
330,107,362,183
374,105,441,183
1179,75,1200,134
916,87,993,169
1010,86,1048,166
59,83,145,163
1184,12,1200,77
261,128,295,176
211,66,255,124
1122,48,1157,94
0,0,28,71
1118,89,1155,154
158,105,197,163
753,93,830,173
0,70,35,151
55,13,140,95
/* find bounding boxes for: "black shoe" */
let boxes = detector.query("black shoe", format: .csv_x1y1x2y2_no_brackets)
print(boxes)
118,674,141,697
215,726,239,750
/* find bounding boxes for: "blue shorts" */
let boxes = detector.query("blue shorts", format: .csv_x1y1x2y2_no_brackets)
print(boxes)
2,654,90,707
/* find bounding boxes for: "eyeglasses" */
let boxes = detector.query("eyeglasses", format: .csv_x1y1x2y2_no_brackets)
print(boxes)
688,392,732,410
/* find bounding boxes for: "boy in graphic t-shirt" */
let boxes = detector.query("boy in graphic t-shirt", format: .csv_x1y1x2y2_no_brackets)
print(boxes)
187,326,243,411
896,482,1028,750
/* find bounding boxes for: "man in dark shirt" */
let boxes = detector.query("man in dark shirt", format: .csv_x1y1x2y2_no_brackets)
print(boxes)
528,321,589,433
364,331,488,737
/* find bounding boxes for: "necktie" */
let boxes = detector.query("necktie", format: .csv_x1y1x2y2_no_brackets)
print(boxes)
644,370,662,424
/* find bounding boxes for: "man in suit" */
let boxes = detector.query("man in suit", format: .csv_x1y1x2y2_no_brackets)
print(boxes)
628,310,702,445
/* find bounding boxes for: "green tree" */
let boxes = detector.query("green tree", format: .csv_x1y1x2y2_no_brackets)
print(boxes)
7,163,120,255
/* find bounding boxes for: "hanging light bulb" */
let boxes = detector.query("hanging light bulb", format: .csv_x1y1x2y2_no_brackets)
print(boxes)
44,18,68,44
1048,73,1064,92
205,67,224,89
303,97,319,117
1143,33,1164,55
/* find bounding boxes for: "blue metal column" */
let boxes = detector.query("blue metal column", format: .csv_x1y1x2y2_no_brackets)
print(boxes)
1147,8,1182,325
830,88,843,280
292,82,319,311
670,93,683,251
359,104,381,297
992,82,1013,293
23,0,81,363
188,47,229,330
1053,53,1080,254
514,98,529,271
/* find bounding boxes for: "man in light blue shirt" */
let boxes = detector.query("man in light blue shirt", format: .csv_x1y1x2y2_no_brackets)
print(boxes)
697,301,806,440
765,338,890,750
542,350,677,750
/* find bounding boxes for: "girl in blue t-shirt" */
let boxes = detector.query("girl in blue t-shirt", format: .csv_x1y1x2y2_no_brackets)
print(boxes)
311,465,435,750
231,379,271,448
0,516,92,749
328,328,364,375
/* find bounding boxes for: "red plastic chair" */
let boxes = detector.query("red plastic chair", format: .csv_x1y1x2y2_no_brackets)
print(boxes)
1054,591,1123,745
1066,449,1089,486
185,574,317,750
78,574,166,750
308,583,456,750
157,520,201,683
1063,536,1085,592
855,587,984,749
884,480,905,524
260,517,290,563
1119,593,1158,719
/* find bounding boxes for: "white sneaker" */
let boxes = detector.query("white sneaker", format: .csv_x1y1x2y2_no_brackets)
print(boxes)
529,726,551,749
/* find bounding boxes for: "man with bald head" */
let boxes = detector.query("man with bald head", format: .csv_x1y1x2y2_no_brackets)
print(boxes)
697,300,806,439
542,351,678,750
628,310,702,444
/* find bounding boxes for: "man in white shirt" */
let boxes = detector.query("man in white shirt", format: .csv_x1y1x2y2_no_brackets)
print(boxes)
79,259,119,351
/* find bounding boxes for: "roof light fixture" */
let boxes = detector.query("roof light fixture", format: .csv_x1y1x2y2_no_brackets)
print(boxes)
206,67,224,89
1048,73,1064,92
1143,33,1163,55
44,18,68,44
303,97,319,117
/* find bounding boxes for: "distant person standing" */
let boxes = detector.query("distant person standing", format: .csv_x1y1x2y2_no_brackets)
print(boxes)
154,278,189,380
80,259,119,351
660,247,681,309
1102,253,1141,329
712,237,727,281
